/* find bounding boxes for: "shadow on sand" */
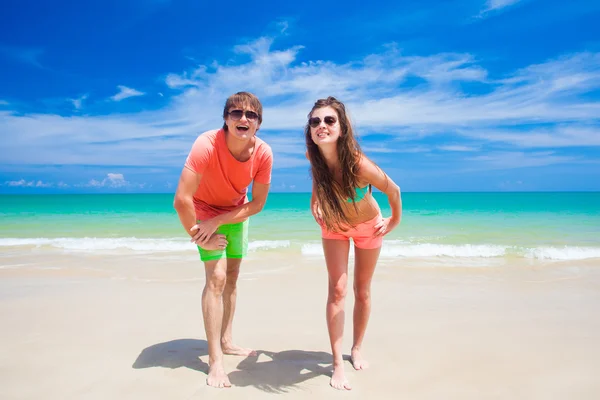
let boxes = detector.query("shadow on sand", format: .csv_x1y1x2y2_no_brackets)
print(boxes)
132,338,209,373
229,349,332,393
132,339,331,393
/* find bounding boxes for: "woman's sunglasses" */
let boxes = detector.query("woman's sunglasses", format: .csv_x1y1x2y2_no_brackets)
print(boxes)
309,116,337,128
228,109,259,122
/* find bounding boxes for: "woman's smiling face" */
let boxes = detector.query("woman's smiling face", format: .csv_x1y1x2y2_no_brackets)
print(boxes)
310,106,341,147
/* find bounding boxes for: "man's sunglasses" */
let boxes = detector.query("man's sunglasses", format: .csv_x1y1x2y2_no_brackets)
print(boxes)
309,116,337,128
228,109,259,122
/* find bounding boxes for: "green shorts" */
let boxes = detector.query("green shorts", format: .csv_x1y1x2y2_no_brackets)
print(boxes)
196,219,249,262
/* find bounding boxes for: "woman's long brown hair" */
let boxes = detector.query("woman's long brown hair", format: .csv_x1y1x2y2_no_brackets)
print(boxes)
305,96,363,232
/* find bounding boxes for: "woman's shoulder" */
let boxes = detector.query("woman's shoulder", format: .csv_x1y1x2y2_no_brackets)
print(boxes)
356,153,374,171
356,154,382,183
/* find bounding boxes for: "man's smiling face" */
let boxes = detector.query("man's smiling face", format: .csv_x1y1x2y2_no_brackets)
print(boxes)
224,106,261,141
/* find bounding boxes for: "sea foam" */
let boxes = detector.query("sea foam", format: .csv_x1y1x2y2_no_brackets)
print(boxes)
1,238,600,261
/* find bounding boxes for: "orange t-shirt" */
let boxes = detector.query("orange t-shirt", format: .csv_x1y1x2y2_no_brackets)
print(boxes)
184,129,273,220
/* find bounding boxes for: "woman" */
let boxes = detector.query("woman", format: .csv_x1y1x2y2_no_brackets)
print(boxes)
305,97,402,390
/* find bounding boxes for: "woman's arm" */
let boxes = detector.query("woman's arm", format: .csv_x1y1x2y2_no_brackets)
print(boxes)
311,179,324,225
359,157,402,236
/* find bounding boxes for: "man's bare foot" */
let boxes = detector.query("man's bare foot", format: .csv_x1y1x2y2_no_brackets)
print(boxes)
350,347,369,370
200,234,228,251
222,342,257,356
330,364,352,390
206,363,231,388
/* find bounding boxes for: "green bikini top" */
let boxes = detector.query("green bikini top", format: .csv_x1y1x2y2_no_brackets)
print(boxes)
346,185,371,203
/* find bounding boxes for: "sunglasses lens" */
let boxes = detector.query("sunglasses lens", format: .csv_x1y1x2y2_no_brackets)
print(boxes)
229,110,243,120
324,116,337,126
245,111,259,121
309,117,320,128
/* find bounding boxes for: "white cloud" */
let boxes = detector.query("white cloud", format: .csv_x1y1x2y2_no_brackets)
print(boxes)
111,85,145,101
80,173,130,188
3,179,54,187
438,145,479,152
0,46,44,68
498,180,524,190
277,20,289,34
361,146,397,154
478,0,523,17
349,54,600,130
70,94,88,110
496,0,523,9
459,124,600,148
76,173,146,189
0,36,599,173
485,0,521,11
0,100,8,106
466,151,577,170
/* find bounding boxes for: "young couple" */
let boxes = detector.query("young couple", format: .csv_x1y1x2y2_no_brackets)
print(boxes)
173,92,402,390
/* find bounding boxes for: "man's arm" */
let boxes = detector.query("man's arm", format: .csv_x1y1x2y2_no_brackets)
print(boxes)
173,167,202,238
190,182,270,244
216,182,270,225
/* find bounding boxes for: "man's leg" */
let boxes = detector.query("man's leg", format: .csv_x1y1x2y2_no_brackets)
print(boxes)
219,219,256,356
220,257,257,356
202,258,231,388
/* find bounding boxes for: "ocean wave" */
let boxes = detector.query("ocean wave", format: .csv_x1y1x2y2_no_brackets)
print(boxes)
248,240,290,251
524,246,600,260
301,242,506,258
382,243,507,258
0,237,291,253
1,238,599,260
0,237,192,252
302,242,600,260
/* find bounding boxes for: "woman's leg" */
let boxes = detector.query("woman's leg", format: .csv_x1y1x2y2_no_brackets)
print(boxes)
323,238,352,390
351,245,381,370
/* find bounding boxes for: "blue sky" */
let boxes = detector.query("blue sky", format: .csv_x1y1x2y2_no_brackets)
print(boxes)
1,0,599,193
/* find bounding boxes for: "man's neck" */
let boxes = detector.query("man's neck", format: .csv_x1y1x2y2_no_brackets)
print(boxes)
225,131,255,162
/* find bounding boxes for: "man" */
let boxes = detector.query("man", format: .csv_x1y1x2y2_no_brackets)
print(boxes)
173,92,273,388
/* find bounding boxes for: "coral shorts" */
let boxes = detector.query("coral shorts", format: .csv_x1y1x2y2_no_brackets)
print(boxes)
320,214,383,250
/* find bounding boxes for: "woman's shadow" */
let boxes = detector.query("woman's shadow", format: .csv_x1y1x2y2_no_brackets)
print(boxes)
132,339,331,393
229,349,332,393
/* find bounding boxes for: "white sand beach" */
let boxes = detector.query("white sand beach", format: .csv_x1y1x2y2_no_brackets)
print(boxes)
1,251,599,399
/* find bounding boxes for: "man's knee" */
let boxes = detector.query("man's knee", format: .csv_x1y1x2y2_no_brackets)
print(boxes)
206,269,227,293
224,273,238,290
225,260,241,287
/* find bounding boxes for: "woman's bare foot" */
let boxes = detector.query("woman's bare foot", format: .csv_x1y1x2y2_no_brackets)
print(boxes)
330,363,352,390
200,234,228,251
221,342,257,356
206,363,231,388
350,347,369,370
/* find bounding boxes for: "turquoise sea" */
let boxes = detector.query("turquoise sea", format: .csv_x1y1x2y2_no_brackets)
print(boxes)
1,192,600,263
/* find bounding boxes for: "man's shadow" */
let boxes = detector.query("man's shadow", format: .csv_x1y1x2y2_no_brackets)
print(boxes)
132,338,209,373
132,339,331,393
